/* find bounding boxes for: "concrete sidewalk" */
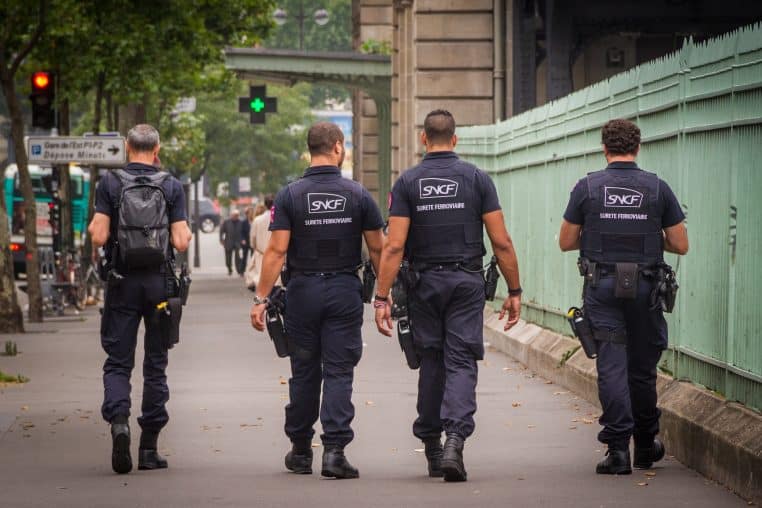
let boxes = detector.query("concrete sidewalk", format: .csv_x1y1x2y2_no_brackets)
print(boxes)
0,275,749,507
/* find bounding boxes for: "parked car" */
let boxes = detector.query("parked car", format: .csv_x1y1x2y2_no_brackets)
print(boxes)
190,198,221,233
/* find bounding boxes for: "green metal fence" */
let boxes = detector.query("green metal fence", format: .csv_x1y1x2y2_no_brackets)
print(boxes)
458,23,762,412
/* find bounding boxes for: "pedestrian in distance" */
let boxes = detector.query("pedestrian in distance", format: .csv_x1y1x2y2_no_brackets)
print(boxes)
240,206,254,274
219,208,245,276
250,122,385,479
88,124,192,474
374,109,522,482
559,118,689,475
245,197,274,291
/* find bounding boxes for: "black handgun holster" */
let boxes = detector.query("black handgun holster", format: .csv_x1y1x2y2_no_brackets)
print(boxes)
158,297,182,350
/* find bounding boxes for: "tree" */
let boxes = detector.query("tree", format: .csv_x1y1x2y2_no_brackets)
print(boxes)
0,0,48,325
196,81,313,198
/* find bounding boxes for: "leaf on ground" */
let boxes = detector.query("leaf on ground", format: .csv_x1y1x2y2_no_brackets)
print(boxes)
545,380,553,384
414,448,424,453
511,402,521,407
311,443,321,448
553,391,569,396
502,367,512,372
21,405,28,411
527,425,536,429
582,418,595,424
390,448,398,452
569,426,577,430
637,482,648,486
644,472,656,477
279,377,287,385
571,418,579,422
365,401,375,406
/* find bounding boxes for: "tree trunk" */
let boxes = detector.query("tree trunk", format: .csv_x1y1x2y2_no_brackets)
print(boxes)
105,91,113,132
0,151,24,332
1,76,43,322
57,98,73,252
82,72,105,266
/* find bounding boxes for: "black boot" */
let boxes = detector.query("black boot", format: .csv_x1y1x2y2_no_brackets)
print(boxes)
423,437,444,478
440,433,467,482
138,449,168,470
596,443,632,475
321,446,359,479
633,438,665,469
285,440,313,474
110,418,132,475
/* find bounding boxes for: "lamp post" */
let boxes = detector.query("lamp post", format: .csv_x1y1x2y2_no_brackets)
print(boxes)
273,2,329,50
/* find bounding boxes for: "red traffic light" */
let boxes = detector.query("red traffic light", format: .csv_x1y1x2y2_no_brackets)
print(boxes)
32,72,51,90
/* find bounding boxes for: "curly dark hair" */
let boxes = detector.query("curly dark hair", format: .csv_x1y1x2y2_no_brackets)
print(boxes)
601,119,641,155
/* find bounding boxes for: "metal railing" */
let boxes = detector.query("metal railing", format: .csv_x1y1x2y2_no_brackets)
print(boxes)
458,23,762,411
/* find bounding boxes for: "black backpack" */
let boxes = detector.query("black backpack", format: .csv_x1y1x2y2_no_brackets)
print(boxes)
114,169,171,269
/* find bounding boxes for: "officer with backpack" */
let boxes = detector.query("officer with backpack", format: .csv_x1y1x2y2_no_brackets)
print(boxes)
88,124,192,475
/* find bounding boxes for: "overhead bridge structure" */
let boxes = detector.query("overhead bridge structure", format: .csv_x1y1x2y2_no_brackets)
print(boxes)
224,48,392,202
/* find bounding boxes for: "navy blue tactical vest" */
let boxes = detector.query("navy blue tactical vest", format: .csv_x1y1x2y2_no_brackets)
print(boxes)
286,175,364,272
580,169,664,265
405,159,485,263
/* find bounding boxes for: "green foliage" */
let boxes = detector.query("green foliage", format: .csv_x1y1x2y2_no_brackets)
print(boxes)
25,0,276,131
360,39,392,56
161,113,207,178
198,81,313,196
0,370,28,383
264,0,352,106
265,0,351,51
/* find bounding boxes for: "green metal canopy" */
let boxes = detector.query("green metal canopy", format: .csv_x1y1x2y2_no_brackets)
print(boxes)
224,48,392,201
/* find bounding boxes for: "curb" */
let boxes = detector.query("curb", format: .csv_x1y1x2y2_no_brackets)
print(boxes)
483,310,762,504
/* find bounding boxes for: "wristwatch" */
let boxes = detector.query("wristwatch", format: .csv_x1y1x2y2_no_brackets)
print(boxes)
508,287,523,296
252,294,269,305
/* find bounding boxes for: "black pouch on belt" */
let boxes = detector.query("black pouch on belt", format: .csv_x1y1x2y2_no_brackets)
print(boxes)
614,263,639,299
158,297,182,350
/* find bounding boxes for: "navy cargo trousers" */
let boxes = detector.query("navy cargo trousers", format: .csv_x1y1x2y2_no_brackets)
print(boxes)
283,273,364,447
584,273,668,448
408,269,485,441
100,271,170,433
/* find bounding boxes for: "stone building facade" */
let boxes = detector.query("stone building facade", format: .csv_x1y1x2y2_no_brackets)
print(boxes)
352,0,762,201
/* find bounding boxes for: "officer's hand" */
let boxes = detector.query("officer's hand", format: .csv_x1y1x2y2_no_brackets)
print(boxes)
251,303,267,331
499,295,521,331
374,303,393,337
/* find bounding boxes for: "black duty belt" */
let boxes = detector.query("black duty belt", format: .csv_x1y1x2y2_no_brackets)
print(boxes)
412,258,482,273
290,269,358,278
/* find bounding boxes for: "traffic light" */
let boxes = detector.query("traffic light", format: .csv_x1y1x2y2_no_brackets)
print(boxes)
30,71,55,129
238,85,277,124
48,199,60,233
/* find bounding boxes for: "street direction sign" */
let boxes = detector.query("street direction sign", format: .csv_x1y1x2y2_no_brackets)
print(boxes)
25,136,126,167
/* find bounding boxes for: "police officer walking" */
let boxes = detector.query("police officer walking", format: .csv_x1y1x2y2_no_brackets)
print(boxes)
374,110,522,482
250,122,384,479
559,119,688,474
88,124,192,474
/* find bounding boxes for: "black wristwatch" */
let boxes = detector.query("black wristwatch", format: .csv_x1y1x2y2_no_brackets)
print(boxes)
508,287,523,296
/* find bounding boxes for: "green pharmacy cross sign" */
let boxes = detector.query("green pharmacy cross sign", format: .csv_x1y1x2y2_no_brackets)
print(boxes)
238,85,277,124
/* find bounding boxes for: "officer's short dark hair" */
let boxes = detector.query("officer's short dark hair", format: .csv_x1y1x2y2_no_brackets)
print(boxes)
307,122,344,156
424,110,456,144
127,124,160,153
264,194,274,209
601,119,640,155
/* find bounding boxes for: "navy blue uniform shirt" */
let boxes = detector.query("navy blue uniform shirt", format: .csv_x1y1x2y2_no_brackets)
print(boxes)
270,165,384,231
563,161,685,227
388,151,501,218
95,163,188,241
